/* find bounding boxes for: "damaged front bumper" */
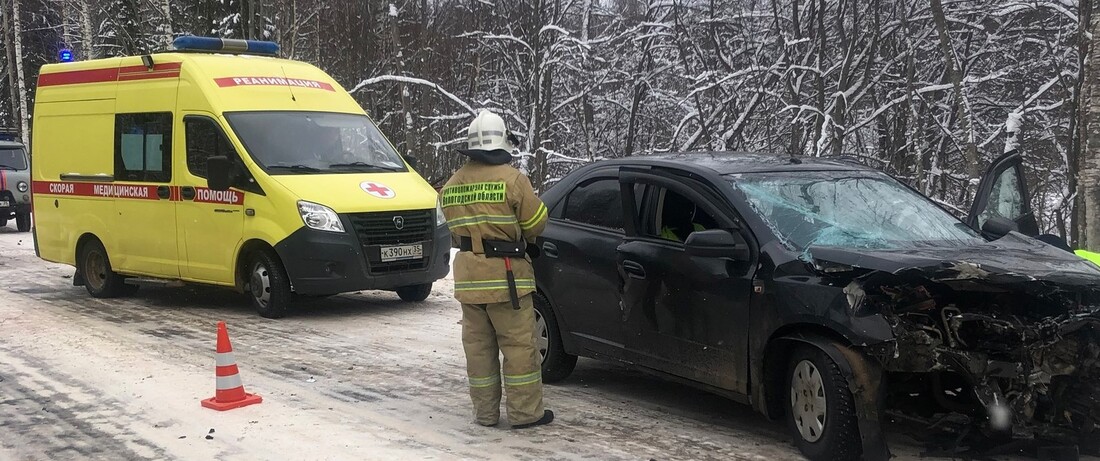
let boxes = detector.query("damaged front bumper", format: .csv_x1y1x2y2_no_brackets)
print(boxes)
868,310,1100,447
808,237,1100,452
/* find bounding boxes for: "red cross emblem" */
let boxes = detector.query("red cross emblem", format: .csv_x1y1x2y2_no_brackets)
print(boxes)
360,181,395,199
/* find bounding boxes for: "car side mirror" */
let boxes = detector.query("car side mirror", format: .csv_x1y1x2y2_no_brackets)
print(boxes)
685,229,750,260
207,156,234,191
981,215,1018,239
403,154,418,170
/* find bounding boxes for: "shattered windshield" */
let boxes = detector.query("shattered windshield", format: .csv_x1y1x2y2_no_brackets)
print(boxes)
0,148,27,170
729,171,984,251
225,111,407,174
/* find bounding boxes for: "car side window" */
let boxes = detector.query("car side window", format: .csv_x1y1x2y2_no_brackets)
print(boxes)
977,166,1024,229
185,117,237,179
563,178,624,231
114,112,172,182
649,188,718,243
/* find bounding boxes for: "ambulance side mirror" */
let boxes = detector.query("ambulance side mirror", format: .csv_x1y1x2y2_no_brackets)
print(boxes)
402,154,419,170
207,156,234,191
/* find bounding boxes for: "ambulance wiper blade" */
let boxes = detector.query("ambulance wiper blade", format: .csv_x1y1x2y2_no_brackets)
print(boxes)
268,164,323,173
327,161,402,172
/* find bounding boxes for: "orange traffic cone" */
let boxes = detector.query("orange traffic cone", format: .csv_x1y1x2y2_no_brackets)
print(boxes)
201,321,262,411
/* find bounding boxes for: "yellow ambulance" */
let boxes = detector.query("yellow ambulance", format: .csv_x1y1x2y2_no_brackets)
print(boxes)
32,36,449,318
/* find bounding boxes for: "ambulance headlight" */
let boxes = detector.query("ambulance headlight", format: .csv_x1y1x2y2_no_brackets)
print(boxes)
298,201,344,233
17,181,28,193
435,202,447,227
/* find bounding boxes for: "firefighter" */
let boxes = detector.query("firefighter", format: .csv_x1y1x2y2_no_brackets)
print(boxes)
440,110,553,429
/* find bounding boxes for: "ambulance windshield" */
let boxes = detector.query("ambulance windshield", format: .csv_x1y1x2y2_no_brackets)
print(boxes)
225,111,407,174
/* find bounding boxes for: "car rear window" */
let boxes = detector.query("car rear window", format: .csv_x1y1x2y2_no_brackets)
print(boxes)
563,178,624,230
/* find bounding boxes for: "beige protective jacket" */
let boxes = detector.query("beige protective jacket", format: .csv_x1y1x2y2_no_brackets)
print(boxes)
441,161,548,304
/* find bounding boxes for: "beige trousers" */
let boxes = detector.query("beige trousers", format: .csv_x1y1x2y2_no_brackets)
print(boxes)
461,294,544,426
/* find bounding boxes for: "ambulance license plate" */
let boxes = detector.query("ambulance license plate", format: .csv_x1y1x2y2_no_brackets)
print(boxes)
0,201,8,207
380,244,423,262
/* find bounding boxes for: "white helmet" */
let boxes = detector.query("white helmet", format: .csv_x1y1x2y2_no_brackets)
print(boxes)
464,110,514,152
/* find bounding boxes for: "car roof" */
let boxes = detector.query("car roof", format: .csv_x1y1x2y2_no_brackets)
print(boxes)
599,151,870,175
0,140,25,148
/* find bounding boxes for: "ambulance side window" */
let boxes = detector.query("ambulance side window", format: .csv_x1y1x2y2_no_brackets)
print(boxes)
185,117,235,179
184,116,262,194
114,112,172,182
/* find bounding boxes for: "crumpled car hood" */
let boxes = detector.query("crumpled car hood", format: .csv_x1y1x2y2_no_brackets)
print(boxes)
806,232,1100,287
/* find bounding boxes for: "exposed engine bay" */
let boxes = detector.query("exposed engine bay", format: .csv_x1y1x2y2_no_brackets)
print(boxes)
809,235,1100,455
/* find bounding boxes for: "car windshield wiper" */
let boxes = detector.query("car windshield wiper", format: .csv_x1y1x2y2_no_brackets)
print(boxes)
268,164,323,173
0,164,19,170
328,161,402,171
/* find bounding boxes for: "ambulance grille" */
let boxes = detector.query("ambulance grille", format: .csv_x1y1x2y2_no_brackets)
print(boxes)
346,209,434,274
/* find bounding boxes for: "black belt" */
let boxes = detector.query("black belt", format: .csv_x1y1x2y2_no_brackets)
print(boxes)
457,236,525,309
457,236,525,258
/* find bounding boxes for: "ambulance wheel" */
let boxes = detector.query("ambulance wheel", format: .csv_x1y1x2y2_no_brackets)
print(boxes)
247,249,292,319
15,213,30,232
79,239,133,298
396,283,432,302
534,292,576,383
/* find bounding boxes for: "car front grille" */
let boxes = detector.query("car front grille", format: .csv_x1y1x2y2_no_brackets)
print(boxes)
346,209,434,274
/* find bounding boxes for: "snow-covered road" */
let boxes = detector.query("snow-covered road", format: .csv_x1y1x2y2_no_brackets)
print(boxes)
0,227,1062,460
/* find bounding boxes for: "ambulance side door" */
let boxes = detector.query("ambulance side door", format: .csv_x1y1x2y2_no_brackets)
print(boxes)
176,114,252,284
110,111,180,278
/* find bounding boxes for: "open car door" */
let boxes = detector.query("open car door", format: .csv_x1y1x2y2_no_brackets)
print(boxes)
965,150,1040,237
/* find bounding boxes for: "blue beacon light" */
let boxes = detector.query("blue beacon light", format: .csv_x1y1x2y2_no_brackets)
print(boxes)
171,36,279,56
59,49,74,62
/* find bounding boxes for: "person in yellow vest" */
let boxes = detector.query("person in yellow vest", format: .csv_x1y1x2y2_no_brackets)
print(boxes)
440,110,553,429
659,192,707,242
1077,248,1100,265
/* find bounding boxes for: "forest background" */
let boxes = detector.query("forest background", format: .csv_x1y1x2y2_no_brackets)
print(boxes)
7,0,1100,247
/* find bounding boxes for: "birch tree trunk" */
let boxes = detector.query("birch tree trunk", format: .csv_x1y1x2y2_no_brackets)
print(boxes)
79,0,94,59
8,0,29,146
1072,0,1093,246
159,0,174,47
389,2,416,155
930,0,979,181
1079,0,1100,250
2,0,18,128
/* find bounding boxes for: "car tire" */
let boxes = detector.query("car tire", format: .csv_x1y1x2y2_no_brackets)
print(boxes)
15,213,30,232
247,249,292,319
396,283,432,302
533,292,577,383
79,239,133,298
0,218,7,227
786,345,862,461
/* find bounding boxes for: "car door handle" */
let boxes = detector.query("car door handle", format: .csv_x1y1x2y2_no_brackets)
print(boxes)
181,186,196,200
542,242,559,258
156,186,171,199
622,260,646,279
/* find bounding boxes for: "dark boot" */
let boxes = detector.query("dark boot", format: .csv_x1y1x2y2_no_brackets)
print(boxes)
512,410,554,429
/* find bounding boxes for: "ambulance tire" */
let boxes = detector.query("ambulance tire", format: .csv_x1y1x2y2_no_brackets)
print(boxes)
79,239,134,298
396,283,432,302
16,213,30,232
248,249,292,319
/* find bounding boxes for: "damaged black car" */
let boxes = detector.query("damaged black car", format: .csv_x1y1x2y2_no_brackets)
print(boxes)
530,151,1100,461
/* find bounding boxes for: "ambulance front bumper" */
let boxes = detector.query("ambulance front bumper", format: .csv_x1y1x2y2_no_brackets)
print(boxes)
274,223,451,296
